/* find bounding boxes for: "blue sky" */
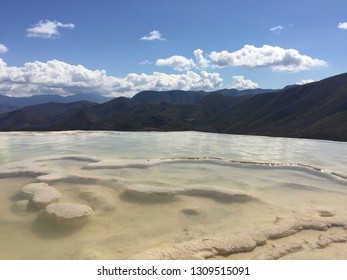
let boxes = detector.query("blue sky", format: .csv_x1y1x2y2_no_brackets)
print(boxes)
0,0,346,97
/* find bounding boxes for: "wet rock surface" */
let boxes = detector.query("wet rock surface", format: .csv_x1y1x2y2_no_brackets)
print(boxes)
122,185,257,204
132,209,347,260
21,182,61,209
40,203,93,226
123,185,181,202
253,243,304,260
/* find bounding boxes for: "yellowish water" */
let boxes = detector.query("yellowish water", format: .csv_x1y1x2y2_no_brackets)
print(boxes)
0,131,347,259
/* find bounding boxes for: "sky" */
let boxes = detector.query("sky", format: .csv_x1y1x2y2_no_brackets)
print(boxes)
0,0,347,97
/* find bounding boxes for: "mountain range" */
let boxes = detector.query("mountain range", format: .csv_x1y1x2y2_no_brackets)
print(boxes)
0,93,113,114
0,73,346,141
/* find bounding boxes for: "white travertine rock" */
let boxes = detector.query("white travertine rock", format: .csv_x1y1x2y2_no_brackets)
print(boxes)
123,185,256,203
250,229,267,246
253,243,303,260
41,203,93,226
36,172,98,184
131,209,347,260
36,172,73,182
182,186,256,202
21,183,49,198
317,232,347,249
21,183,61,209
0,154,99,180
133,234,258,260
124,185,181,200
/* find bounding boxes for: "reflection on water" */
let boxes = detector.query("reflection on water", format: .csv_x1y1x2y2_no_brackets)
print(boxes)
0,131,347,260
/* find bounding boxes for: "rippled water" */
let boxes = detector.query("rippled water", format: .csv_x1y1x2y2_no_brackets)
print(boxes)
1,131,347,259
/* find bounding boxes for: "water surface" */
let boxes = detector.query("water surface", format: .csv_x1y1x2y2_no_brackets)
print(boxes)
1,131,346,259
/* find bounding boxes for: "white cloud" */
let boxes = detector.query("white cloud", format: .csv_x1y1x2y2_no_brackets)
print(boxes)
140,30,166,41
270,23,293,33
209,45,327,72
125,71,222,92
156,49,209,71
231,76,259,90
0,58,223,97
270,25,284,32
296,79,315,85
26,20,75,39
155,55,195,71
157,45,326,73
338,22,347,30
139,60,151,65
0,44,8,54
193,49,209,69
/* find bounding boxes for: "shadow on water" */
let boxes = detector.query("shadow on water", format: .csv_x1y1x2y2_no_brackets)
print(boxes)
10,192,27,202
31,217,86,239
9,200,39,215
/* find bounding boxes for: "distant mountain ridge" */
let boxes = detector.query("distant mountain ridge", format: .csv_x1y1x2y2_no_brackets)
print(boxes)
0,73,346,141
0,87,276,114
131,88,278,105
0,93,113,114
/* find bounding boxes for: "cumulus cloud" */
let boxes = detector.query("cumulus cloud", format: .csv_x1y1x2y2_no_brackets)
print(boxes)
125,71,222,92
156,55,195,71
0,58,223,97
231,76,259,90
156,49,209,71
193,49,209,69
209,45,327,72
296,79,315,85
26,20,75,39
0,44,8,54
156,45,326,73
140,30,166,41
338,22,347,30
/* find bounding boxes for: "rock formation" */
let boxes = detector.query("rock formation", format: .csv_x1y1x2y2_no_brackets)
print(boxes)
21,182,61,209
40,203,93,226
122,184,257,204
132,209,347,260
